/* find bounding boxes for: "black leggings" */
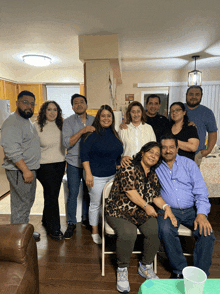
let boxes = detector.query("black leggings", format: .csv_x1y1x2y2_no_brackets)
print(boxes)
106,216,160,268
37,161,65,233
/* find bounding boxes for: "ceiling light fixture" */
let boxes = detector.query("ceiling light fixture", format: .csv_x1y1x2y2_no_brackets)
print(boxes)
22,55,52,67
188,55,202,86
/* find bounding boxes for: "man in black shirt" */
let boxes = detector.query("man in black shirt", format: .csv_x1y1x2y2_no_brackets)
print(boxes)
145,94,170,141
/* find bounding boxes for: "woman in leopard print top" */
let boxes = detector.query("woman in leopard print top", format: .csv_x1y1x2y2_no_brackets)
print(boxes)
105,142,177,291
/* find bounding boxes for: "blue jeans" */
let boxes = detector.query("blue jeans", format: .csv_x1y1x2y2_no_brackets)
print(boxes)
158,207,215,276
66,163,89,224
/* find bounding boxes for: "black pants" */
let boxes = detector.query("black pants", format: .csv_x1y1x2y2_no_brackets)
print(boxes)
37,161,65,233
106,216,160,268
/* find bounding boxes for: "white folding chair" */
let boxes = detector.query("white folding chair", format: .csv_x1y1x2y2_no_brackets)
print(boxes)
101,179,157,276
178,224,194,257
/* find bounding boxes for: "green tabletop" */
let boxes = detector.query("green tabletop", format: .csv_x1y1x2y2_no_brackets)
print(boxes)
138,279,220,294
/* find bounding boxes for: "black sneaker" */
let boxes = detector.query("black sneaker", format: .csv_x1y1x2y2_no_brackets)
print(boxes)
170,273,183,279
63,224,76,239
48,230,64,241
81,219,89,227
33,232,40,241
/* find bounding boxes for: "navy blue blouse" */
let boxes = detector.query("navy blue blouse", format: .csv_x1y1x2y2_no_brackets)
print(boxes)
80,127,123,177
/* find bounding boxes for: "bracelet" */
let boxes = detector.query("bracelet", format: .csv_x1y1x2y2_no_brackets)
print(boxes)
163,204,169,210
143,203,148,209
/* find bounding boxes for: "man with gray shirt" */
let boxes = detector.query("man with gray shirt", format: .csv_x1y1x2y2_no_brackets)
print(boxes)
62,94,95,239
1,90,41,240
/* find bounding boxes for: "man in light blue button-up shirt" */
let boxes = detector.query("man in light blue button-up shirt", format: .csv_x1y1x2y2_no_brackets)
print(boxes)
156,134,215,278
62,94,95,239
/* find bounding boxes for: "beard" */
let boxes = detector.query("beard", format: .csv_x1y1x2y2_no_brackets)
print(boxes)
186,99,201,108
18,107,33,119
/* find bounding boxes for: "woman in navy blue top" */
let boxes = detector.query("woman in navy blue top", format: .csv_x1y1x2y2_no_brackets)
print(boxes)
80,105,123,244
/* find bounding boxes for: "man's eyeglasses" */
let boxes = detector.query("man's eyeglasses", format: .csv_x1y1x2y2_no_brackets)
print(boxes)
170,108,182,114
19,100,36,107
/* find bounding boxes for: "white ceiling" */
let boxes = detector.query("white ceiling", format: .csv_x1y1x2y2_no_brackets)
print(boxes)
1,0,220,82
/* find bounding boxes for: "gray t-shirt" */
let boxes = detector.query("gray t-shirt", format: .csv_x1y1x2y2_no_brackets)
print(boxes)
1,112,41,170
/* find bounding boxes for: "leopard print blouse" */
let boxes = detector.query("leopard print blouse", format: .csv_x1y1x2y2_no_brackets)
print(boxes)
105,161,160,226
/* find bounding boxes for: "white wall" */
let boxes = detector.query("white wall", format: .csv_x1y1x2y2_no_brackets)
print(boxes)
46,85,80,119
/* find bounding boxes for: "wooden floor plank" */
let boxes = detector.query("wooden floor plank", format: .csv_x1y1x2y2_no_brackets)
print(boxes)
0,199,220,294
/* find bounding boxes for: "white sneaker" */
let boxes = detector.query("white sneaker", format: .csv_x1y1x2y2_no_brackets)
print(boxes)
91,233,102,244
117,267,130,293
138,262,159,279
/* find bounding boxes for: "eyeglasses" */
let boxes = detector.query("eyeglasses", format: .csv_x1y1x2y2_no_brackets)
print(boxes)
170,108,182,114
19,100,36,107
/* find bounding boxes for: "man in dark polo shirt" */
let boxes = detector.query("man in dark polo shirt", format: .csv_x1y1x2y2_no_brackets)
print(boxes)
145,94,170,142
119,94,170,142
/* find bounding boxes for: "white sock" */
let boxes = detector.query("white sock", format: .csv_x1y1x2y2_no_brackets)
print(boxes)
91,233,102,244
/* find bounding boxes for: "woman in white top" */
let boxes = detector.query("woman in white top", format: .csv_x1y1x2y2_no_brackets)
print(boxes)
119,101,156,167
35,101,65,240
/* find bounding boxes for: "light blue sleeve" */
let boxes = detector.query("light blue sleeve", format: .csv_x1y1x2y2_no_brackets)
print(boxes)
189,160,211,215
62,118,72,149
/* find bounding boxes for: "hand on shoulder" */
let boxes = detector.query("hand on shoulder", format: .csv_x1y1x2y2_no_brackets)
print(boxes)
188,121,196,127
121,156,132,168
83,126,95,133
119,121,128,130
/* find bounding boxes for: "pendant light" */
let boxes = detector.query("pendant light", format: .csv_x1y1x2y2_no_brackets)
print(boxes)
188,55,202,86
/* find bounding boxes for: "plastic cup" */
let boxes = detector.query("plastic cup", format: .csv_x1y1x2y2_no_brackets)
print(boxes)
182,266,207,294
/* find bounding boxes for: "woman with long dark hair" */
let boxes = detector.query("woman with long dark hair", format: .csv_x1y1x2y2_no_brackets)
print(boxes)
35,100,65,240
169,102,199,160
105,142,177,292
80,105,123,244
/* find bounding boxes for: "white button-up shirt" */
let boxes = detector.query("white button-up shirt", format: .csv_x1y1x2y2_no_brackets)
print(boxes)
119,122,156,157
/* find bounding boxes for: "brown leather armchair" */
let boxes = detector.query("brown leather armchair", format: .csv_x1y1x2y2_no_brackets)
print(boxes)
0,224,39,294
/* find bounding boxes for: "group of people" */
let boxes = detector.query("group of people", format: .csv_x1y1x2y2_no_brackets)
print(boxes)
105,87,217,292
0,85,217,293
144,88,217,166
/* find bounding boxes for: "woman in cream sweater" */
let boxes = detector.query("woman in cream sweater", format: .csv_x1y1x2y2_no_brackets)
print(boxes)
35,101,65,240
119,101,156,167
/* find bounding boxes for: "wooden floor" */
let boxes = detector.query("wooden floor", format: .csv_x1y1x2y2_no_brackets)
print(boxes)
0,199,220,294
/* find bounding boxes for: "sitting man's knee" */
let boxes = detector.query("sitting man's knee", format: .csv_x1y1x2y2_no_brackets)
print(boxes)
159,221,172,233
194,228,215,241
158,221,177,239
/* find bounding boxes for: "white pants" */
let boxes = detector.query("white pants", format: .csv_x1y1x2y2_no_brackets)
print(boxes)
88,174,115,227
